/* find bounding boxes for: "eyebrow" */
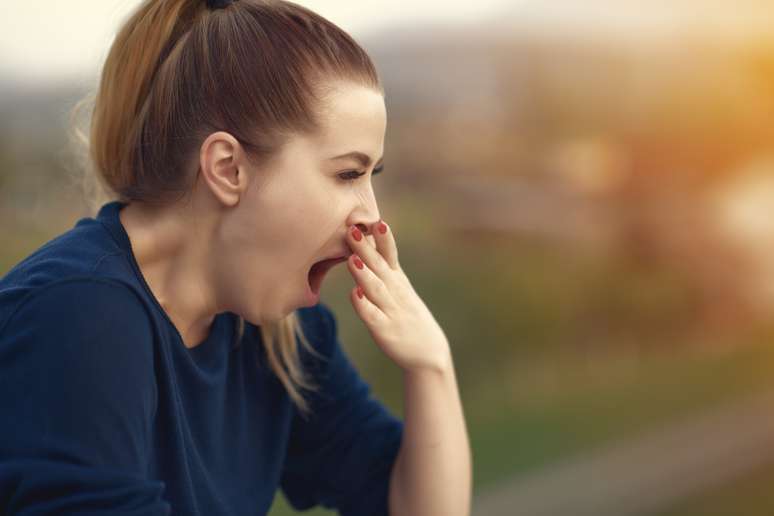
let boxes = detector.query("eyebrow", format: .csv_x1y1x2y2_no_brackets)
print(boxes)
328,151,384,168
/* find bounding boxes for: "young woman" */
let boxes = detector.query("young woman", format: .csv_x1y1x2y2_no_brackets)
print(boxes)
0,0,470,514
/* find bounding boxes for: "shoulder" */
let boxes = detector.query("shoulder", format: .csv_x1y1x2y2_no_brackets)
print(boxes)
0,277,154,348
0,221,142,326
0,219,126,290
0,277,158,420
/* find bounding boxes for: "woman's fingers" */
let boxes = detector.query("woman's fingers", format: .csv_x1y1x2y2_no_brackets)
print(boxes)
371,219,399,270
347,250,394,313
347,224,388,278
349,281,386,326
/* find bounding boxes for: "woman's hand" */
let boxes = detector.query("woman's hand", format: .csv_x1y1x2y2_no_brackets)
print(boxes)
345,221,451,373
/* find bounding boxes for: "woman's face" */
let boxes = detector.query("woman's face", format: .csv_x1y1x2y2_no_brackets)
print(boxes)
218,82,386,324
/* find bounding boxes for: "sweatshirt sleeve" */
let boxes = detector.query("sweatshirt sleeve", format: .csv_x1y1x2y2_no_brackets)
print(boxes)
0,278,171,515
279,303,404,516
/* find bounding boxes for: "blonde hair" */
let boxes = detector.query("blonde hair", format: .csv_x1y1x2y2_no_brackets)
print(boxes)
66,0,383,417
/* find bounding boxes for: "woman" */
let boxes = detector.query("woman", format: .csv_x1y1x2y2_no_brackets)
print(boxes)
0,0,471,514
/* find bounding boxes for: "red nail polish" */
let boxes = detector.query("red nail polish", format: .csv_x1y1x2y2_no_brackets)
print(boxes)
377,221,387,234
356,286,364,299
352,227,362,241
354,256,364,270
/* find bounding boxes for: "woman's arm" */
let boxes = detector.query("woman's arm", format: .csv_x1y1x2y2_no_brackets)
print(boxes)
0,280,170,515
388,353,472,516
344,220,472,516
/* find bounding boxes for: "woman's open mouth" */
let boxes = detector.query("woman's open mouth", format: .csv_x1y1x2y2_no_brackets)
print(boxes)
307,255,349,294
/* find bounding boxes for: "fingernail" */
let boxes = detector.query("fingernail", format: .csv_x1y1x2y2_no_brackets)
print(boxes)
377,221,387,234
351,226,362,241
356,286,364,299
354,256,364,270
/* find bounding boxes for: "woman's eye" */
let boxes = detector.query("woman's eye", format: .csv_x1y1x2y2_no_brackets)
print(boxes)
338,171,365,181
338,165,384,182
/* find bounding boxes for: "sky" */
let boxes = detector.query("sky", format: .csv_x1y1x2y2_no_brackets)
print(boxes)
0,0,514,84
2,1,773,85
509,1,774,43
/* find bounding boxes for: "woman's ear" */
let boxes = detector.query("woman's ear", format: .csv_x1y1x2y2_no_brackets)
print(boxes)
199,131,249,207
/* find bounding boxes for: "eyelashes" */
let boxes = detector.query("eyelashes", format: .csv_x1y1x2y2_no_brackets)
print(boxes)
338,165,384,182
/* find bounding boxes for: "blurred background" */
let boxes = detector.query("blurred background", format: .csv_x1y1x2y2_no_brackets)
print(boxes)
4,1,774,514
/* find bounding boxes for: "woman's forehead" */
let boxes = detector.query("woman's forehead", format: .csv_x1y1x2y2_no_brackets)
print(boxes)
317,84,386,130
314,93,386,155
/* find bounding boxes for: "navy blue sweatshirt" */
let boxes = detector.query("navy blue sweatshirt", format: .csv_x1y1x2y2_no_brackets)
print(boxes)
0,200,404,515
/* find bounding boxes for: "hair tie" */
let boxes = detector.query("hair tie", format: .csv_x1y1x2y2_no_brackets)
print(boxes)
206,0,236,9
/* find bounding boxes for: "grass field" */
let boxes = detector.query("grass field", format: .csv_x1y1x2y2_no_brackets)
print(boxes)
656,460,774,515
265,335,774,515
